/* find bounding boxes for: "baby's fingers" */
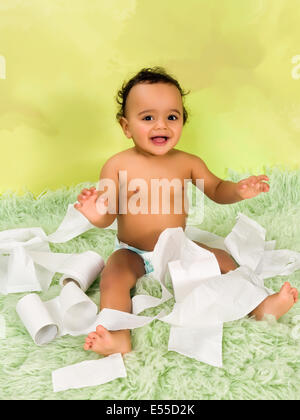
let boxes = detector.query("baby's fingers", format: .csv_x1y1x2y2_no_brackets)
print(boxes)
260,182,270,192
95,195,109,215
77,187,96,201
82,187,96,196
256,175,269,182
253,176,268,187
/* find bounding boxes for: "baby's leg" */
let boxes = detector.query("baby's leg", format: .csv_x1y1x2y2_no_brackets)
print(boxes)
193,241,238,274
84,249,146,355
249,282,298,321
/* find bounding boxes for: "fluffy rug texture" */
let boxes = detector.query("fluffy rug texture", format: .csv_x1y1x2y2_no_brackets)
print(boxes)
0,167,299,400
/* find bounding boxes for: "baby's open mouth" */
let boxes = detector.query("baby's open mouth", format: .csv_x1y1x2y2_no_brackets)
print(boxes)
150,136,169,145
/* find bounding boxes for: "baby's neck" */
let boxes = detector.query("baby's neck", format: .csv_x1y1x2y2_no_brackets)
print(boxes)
132,145,176,159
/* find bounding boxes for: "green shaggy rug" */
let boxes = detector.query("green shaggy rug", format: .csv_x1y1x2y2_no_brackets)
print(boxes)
0,167,299,400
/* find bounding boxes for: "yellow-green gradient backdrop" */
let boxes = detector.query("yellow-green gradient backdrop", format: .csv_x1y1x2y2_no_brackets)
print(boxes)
0,0,300,195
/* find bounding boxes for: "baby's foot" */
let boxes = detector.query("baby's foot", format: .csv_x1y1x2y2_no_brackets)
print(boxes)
83,325,131,355
250,282,298,321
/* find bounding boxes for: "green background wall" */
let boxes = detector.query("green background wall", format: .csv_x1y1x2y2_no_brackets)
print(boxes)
0,0,299,195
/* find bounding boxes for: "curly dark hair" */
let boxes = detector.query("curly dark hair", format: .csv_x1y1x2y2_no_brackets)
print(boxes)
115,66,190,126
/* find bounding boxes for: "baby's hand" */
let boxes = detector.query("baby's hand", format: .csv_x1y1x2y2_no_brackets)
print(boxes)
74,187,108,223
237,175,270,199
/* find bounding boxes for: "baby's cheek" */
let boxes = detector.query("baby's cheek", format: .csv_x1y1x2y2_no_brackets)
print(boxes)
139,125,150,137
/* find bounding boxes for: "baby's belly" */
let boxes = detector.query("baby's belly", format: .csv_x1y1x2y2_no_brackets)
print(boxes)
117,213,186,251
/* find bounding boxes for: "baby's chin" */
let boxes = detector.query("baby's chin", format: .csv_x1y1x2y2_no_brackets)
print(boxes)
133,139,178,156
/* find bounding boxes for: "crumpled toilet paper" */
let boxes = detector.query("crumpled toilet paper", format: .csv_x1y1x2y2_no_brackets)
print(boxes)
2,203,300,391
0,205,104,294
98,212,299,372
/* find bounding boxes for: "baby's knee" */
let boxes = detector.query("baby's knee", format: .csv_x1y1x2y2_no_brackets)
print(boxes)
213,249,238,274
100,265,135,293
100,269,122,291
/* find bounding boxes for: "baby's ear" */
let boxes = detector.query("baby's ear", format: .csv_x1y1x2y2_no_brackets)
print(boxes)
119,117,132,139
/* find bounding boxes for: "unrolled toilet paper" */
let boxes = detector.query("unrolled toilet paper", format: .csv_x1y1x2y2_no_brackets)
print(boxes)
52,353,127,392
16,278,168,347
16,282,98,344
0,204,105,294
7,205,300,390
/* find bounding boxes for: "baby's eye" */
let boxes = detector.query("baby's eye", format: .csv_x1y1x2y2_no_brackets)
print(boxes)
142,115,178,121
168,114,178,120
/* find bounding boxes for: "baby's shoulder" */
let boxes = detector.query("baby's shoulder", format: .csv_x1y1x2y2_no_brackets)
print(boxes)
100,148,135,174
104,148,132,163
173,149,202,163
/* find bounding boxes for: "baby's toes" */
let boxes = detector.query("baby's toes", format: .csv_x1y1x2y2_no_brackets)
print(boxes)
83,338,92,350
83,332,97,350
281,282,291,294
291,288,299,302
87,332,102,349
87,332,99,342
96,325,108,337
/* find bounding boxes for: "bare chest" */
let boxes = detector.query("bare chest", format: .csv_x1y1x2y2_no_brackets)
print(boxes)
118,165,191,215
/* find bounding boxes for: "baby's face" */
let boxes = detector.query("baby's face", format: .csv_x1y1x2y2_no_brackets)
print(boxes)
120,82,184,156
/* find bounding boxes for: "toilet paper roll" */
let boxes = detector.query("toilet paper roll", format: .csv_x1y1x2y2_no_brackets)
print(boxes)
16,282,98,345
16,293,59,345
13,210,300,391
58,282,98,333
21,249,105,293
59,250,105,292
0,203,105,295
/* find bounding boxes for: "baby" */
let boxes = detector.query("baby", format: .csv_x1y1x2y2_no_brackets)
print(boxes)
74,67,298,356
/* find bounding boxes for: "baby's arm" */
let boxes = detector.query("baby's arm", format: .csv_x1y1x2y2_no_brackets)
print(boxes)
74,158,118,228
190,155,269,204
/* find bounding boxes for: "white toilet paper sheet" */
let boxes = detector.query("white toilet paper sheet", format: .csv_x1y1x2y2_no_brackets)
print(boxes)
52,353,127,392
0,204,104,294
2,204,299,390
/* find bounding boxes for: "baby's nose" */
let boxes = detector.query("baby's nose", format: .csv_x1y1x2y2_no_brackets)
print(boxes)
154,118,168,129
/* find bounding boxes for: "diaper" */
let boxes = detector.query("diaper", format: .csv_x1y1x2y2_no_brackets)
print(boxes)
114,237,154,275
